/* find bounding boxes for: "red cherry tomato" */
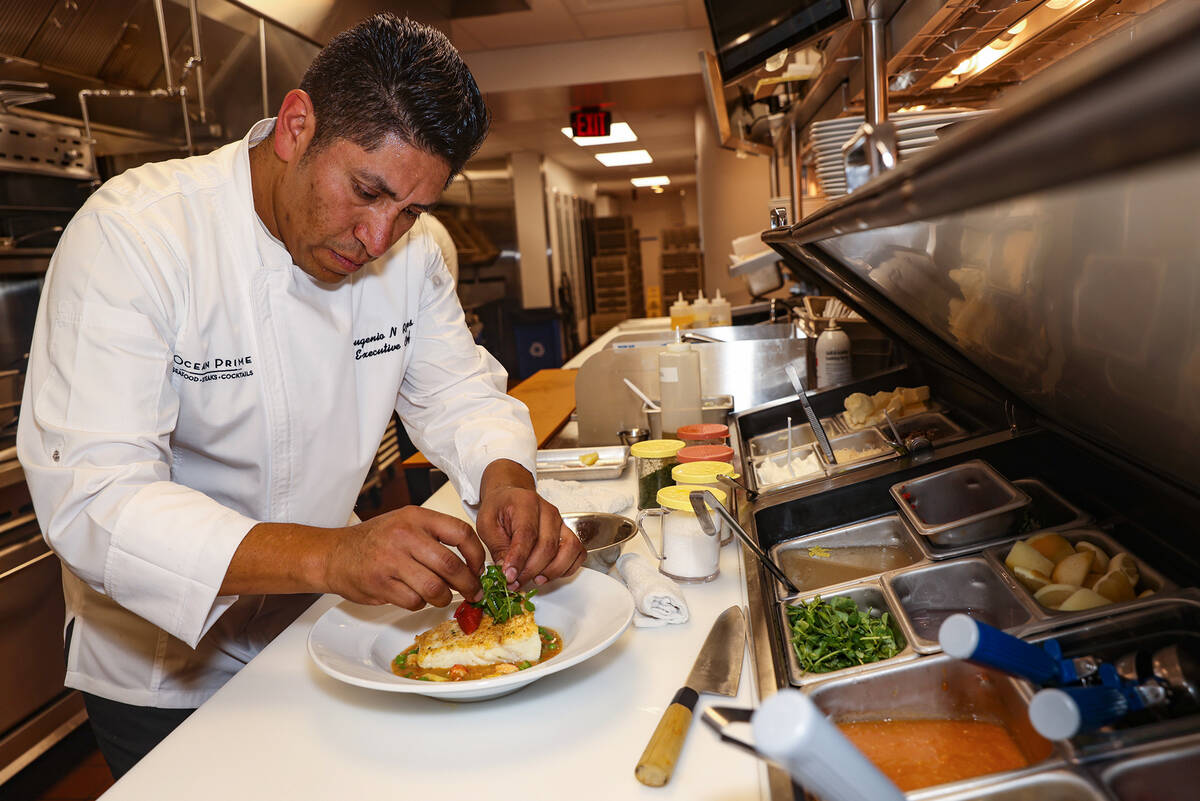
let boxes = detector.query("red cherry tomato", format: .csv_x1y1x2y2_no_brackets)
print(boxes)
453,601,482,635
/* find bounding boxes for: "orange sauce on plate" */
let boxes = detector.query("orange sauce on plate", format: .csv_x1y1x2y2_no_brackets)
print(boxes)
837,719,1030,791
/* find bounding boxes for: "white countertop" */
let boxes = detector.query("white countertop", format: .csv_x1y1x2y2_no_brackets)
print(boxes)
99,466,767,801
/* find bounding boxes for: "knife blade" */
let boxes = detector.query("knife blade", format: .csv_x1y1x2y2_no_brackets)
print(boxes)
634,605,747,787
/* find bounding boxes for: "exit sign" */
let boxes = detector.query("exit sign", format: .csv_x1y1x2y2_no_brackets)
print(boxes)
570,107,612,138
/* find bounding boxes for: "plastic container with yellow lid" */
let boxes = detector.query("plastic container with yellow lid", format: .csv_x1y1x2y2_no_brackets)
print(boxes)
630,439,685,510
636,484,728,582
671,461,737,544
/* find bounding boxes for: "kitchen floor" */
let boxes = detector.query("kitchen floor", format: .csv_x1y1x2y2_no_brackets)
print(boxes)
0,724,112,801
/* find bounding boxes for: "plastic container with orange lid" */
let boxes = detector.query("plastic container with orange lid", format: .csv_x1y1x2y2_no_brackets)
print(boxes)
677,444,734,464
676,423,729,446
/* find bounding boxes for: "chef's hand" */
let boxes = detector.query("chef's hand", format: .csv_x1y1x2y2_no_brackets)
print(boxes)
325,507,486,610
476,459,585,589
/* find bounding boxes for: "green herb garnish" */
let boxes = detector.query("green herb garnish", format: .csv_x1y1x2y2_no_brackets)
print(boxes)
786,595,900,674
471,565,537,624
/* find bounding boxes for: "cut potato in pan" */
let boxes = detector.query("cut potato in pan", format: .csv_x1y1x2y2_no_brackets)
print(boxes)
1002,531,1155,612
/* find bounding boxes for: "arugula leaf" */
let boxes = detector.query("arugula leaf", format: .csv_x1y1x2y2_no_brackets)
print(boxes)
470,564,537,624
785,595,900,674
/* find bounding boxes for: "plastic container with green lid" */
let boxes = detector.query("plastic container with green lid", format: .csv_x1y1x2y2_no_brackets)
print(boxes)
676,423,729,445
677,444,734,464
671,461,737,545
631,439,685,510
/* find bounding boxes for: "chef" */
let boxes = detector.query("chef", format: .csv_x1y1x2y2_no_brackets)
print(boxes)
16,13,584,779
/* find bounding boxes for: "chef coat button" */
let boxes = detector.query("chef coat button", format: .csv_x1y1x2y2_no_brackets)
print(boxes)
52,449,61,462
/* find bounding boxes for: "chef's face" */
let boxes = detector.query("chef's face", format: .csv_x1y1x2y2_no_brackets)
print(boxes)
277,129,451,284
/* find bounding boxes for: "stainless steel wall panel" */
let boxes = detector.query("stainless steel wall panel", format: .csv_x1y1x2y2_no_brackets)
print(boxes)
0,0,54,58
24,0,140,79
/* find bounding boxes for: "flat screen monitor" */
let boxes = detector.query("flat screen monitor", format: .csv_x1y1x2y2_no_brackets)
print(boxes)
703,0,850,81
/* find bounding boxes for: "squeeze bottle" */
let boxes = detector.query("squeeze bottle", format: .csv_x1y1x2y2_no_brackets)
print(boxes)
710,289,732,326
690,290,712,329
668,292,694,330
658,333,702,437
815,319,852,388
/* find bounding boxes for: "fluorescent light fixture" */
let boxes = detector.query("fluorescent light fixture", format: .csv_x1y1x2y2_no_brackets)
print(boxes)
631,176,670,187
651,186,664,194
560,122,637,146
937,0,1096,89
595,149,652,167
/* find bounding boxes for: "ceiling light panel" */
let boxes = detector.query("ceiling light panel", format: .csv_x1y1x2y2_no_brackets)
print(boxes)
596,149,653,167
561,122,638,146
630,176,670,187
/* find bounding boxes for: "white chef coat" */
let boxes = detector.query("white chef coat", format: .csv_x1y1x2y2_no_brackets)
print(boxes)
16,119,537,708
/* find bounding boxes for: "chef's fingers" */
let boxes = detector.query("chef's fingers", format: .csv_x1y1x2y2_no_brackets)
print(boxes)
515,498,567,587
533,521,585,585
387,556,455,610
408,517,485,604
422,513,486,597
496,491,541,587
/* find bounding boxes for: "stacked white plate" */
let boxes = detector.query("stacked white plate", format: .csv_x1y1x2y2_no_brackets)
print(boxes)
811,108,990,197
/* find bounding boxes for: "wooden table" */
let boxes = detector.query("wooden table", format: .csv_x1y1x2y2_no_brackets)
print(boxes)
400,368,578,470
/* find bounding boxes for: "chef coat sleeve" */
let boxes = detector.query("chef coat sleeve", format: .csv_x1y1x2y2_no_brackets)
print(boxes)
394,233,537,509
17,210,259,649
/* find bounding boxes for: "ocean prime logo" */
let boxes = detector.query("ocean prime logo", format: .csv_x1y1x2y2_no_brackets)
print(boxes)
172,353,255,383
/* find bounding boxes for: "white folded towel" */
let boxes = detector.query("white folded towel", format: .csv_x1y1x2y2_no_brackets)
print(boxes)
617,553,689,627
538,478,634,516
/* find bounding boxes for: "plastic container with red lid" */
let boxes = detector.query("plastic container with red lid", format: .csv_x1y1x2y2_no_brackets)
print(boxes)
676,423,729,446
677,444,734,464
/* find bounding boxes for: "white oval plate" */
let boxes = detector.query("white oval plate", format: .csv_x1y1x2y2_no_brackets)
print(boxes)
307,568,634,702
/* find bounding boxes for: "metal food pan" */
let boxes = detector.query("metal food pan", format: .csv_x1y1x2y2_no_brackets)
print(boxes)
892,460,1031,546
780,582,917,686
914,477,1092,561
835,398,945,432
887,558,1038,654
882,411,969,448
820,427,897,473
768,514,927,601
749,442,827,492
1097,737,1200,801
746,417,841,458
534,446,628,480
802,652,1059,792
911,769,1110,801
986,528,1174,620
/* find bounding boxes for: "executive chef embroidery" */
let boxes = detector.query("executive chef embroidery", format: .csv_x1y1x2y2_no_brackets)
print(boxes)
354,319,413,360
171,353,255,383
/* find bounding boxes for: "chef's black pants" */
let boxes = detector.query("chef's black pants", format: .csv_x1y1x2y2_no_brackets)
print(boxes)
81,692,195,781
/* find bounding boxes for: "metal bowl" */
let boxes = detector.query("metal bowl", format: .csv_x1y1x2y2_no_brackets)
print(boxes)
562,513,638,573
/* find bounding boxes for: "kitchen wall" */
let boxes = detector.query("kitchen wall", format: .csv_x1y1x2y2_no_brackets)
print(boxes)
614,187,697,302
694,104,771,305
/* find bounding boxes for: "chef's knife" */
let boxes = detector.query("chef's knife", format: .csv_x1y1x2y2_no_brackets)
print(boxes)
635,605,747,787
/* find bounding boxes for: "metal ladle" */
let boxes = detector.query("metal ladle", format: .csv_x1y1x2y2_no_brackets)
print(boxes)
689,490,799,596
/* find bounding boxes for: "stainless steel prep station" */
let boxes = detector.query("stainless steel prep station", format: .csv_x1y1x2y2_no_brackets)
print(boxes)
726,6,1200,799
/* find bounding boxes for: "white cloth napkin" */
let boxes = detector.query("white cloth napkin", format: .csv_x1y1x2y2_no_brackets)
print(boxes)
537,478,633,516
617,553,689,627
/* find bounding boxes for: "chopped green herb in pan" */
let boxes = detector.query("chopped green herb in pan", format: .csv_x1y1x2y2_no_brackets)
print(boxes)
786,595,900,673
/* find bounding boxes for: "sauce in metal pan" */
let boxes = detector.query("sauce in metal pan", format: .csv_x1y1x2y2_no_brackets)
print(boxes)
838,719,1030,791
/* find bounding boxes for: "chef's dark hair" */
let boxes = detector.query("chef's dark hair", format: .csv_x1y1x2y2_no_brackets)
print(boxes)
299,13,488,178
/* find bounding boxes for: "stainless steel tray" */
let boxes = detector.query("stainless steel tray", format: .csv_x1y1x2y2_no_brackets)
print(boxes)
820,427,899,474
1096,735,1200,801
892,460,1032,546
916,477,1093,561
768,514,927,601
779,582,918,686
835,398,946,432
746,417,843,458
534,446,628,480
887,558,1037,654
985,527,1175,621
883,410,969,448
749,442,828,491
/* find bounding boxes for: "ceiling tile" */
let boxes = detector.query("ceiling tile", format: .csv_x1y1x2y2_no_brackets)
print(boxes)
683,0,709,29
454,0,583,50
570,5,688,39
450,21,487,52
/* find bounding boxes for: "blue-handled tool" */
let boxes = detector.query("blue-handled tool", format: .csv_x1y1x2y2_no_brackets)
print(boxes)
938,614,1097,686
1028,679,1168,740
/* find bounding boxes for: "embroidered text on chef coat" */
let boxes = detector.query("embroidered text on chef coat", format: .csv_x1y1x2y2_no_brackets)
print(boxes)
353,318,414,360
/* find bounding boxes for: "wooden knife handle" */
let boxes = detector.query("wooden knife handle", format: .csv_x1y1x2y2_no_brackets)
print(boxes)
635,687,699,787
